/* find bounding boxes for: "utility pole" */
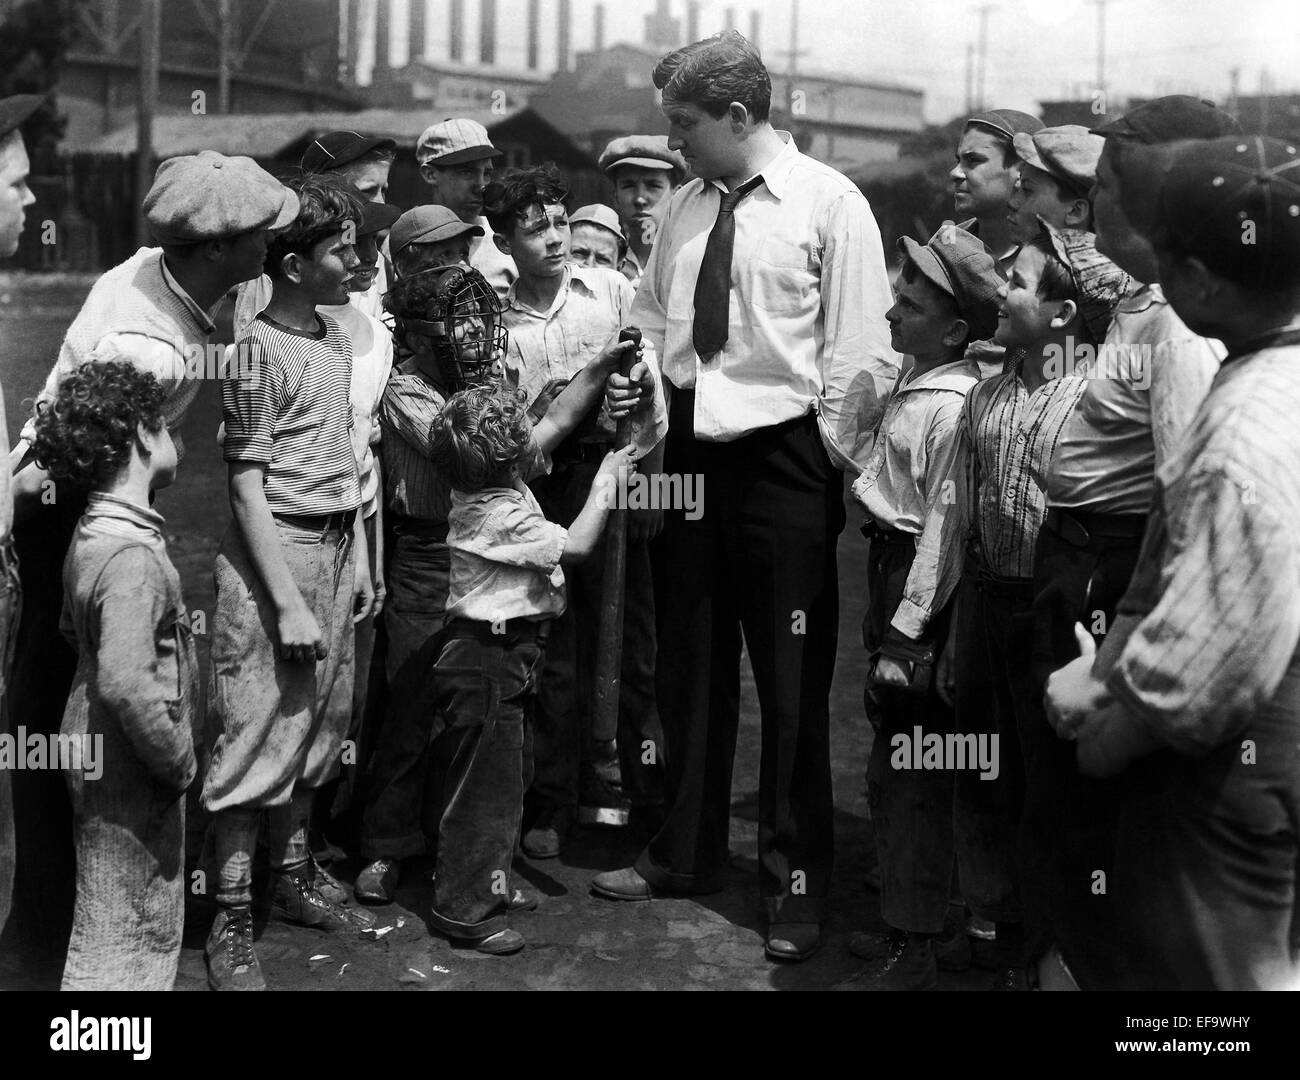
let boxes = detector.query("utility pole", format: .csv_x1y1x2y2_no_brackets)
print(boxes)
1228,67,1240,118
135,0,160,247
780,0,808,115
973,3,995,111
217,0,232,114
1260,67,1271,137
964,42,974,115
1088,0,1108,100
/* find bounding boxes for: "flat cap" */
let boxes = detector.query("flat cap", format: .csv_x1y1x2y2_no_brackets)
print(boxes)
965,109,1043,142
569,203,627,243
1013,125,1104,197
1155,135,1300,290
1091,95,1242,144
390,204,484,255
898,221,1003,341
302,130,397,173
1038,219,1138,344
357,198,402,237
144,151,298,243
416,118,502,167
598,135,687,178
0,94,44,141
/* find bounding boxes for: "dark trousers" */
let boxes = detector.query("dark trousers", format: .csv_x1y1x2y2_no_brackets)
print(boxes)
1111,662,1300,989
427,618,545,940
529,461,663,813
361,530,450,860
0,490,83,985
1023,514,1142,986
636,395,843,924
863,534,955,934
952,559,1034,933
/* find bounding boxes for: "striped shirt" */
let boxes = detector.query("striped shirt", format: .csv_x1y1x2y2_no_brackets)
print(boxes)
222,312,360,516
379,358,549,525
958,363,1087,578
1101,340,1300,754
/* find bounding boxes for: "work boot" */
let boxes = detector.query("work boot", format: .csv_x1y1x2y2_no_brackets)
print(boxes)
206,906,265,992
307,852,350,905
847,926,905,963
522,806,574,859
355,858,401,904
271,867,377,932
868,933,938,991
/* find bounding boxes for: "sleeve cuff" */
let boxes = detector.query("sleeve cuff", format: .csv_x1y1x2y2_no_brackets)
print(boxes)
888,599,933,643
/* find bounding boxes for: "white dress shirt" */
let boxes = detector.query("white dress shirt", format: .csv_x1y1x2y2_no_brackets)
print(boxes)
630,135,899,471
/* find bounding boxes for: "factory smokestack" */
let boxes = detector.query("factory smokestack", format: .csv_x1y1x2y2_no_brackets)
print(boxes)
449,0,464,62
557,0,571,71
409,0,426,63
481,0,497,65
527,0,540,69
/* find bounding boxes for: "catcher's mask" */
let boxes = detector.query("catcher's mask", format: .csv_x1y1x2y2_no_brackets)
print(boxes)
385,265,508,389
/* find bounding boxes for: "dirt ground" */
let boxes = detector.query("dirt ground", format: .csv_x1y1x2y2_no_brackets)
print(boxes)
1,272,991,991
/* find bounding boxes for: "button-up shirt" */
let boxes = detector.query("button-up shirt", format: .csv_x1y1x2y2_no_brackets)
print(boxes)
851,357,981,639
631,135,899,471
470,217,518,299
1099,341,1300,754
446,483,567,622
503,264,667,456
1047,284,1224,514
957,363,1087,578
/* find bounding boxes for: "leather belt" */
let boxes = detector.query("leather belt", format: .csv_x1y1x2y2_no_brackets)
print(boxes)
1044,507,1146,549
274,507,358,533
446,616,552,645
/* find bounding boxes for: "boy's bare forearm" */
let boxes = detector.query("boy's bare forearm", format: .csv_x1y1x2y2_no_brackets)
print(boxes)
228,463,304,613
533,363,606,453
562,492,613,564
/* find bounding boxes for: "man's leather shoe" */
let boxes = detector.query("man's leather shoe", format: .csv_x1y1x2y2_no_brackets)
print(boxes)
847,927,905,962
355,858,400,904
522,806,574,859
765,922,820,962
508,887,539,912
590,866,658,901
469,928,525,955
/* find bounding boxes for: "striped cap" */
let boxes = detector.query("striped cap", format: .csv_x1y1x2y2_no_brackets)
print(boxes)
416,118,503,167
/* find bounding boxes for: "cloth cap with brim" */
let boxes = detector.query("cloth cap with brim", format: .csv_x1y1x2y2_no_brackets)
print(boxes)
358,199,402,236
416,118,503,167
0,94,45,141
1037,218,1139,344
897,221,1002,341
1013,126,1104,197
301,130,398,174
1156,135,1300,290
598,135,687,178
570,203,627,243
965,109,1043,143
390,204,485,255
1091,95,1242,144
144,150,298,243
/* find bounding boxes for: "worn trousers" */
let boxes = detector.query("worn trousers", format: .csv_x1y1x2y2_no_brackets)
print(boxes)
427,619,545,939
360,529,450,860
636,396,842,924
1023,517,1142,987
952,558,1034,937
863,533,955,935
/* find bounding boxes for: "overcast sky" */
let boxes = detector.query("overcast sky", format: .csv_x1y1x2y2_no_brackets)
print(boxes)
368,0,1298,123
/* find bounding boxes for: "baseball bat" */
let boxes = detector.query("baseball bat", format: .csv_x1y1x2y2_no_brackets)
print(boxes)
591,327,640,748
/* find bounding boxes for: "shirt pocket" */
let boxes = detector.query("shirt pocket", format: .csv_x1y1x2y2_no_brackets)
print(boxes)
747,236,817,316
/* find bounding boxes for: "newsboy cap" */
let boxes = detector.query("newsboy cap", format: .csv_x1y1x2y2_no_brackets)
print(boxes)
1013,125,1104,197
390,204,484,255
569,203,627,243
416,118,502,168
1091,95,1242,144
598,135,687,179
965,109,1043,143
1155,135,1300,290
301,130,397,174
898,221,1003,341
1037,219,1138,344
144,151,297,243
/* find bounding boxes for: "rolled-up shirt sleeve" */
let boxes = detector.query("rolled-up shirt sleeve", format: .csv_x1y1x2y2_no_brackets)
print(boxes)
1106,463,1300,755
816,191,900,472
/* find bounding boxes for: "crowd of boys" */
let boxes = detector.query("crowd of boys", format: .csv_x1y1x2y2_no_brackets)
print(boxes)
0,25,1298,993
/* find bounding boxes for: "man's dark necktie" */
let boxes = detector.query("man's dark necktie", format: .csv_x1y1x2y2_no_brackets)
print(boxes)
692,174,765,360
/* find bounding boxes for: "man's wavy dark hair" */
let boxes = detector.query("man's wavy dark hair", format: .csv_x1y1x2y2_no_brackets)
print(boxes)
482,163,571,237
653,29,771,123
32,360,168,489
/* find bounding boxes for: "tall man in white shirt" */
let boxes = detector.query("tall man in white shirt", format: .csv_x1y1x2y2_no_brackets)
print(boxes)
591,30,899,962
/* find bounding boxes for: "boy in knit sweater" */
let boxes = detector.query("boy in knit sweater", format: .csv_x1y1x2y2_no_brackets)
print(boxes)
201,175,378,992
